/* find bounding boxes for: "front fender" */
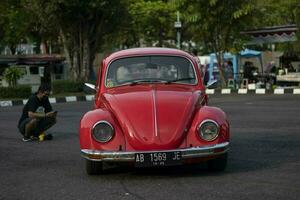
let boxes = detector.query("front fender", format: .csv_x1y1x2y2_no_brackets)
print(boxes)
186,106,230,147
79,109,126,151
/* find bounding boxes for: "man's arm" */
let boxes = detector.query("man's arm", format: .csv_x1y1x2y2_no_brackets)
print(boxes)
44,97,53,113
28,111,47,118
28,111,56,118
44,97,56,118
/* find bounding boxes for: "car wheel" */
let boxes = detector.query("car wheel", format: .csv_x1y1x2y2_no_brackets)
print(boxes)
86,159,103,175
208,153,228,172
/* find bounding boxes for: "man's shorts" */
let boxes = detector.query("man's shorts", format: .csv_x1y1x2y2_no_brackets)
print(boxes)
18,118,32,136
18,117,56,137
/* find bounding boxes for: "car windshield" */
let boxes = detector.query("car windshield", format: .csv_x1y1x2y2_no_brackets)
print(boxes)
106,56,197,87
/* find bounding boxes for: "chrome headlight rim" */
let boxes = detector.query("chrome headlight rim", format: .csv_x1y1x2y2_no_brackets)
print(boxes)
198,119,220,141
92,120,114,143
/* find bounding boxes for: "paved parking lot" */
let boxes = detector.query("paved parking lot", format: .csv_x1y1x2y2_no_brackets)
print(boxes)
0,95,300,200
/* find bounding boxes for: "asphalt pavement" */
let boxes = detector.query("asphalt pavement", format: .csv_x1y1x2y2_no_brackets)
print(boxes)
0,94,300,200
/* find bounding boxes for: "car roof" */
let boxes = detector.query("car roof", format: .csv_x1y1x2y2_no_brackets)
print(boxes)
105,47,196,62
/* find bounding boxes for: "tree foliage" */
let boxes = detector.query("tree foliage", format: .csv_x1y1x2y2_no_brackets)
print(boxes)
254,0,299,27
252,0,300,54
177,0,256,86
0,0,33,54
128,0,177,47
23,0,127,81
1,0,300,84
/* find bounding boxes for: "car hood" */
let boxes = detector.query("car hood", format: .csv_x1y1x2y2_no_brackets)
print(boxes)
103,86,200,150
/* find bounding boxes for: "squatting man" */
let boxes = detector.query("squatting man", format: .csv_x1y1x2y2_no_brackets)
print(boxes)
18,83,57,142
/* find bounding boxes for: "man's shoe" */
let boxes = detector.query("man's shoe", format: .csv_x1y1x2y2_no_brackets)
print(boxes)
44,134,53,140
30,136,39,141
22,136,32,142
39,132,46,141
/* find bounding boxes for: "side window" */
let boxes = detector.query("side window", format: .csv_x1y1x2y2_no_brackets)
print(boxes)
188,63,196,78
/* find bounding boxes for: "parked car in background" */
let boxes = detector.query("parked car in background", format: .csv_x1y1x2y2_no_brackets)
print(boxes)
80,48,230,175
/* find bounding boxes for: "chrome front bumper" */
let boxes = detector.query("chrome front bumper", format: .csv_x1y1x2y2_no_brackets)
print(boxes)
81,142,229,162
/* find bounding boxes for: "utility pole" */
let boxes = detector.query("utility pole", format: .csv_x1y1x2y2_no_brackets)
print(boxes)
174,11,182,49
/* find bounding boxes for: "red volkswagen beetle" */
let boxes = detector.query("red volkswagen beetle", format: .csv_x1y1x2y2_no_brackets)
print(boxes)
80,48,229,175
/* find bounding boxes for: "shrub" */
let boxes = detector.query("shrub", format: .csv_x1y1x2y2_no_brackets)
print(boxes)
52,80,84,94
0,85,31,99
3,66,24,87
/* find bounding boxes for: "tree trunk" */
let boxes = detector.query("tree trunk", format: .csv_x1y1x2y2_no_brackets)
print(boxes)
82,37,90,81
60,17,101,82
78,22,83,80
158,28,163,47
10,45,17,55
74,50,80,80
59,28,78,80
215,50,226,88
40,40,49,54
218,55,226,87
85,20,99,81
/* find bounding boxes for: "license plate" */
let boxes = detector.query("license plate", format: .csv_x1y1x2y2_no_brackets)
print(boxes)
135,151,182,167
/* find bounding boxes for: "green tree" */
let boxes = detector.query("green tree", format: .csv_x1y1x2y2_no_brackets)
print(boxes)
23,0,127,81
0,0,32,54
128,0,177,47
177,0,256,86
3,66,24,86
254,0,298,27
252,0,300,53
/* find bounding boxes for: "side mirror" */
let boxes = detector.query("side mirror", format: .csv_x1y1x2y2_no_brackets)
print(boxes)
206,80,218,89
84,83,96,93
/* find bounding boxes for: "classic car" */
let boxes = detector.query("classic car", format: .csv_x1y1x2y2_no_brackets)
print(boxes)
80,48,230,175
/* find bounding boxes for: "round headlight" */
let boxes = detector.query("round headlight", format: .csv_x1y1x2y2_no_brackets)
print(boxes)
198,120,219,141
92,121,114,143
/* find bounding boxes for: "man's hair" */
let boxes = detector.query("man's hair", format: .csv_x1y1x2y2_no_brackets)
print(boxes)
38,83,52,93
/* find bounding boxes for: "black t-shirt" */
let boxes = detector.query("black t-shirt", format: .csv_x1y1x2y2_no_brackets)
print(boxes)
18,94,53,126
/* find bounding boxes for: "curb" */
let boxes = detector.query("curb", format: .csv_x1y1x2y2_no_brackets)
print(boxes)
1,88,300,107
206,88,300,95
0,95,95,107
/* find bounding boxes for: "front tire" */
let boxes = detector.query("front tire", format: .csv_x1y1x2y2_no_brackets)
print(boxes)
208,153,228,172
86,159,103,175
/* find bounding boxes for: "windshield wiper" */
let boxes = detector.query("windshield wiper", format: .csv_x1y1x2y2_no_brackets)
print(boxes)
129,79,167,86
166,77,195,84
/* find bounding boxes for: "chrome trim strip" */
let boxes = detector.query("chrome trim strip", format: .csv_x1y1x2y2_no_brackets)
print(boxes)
92,121,114,143
81,142,229,162
152,89,158,137
198,119,220,142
